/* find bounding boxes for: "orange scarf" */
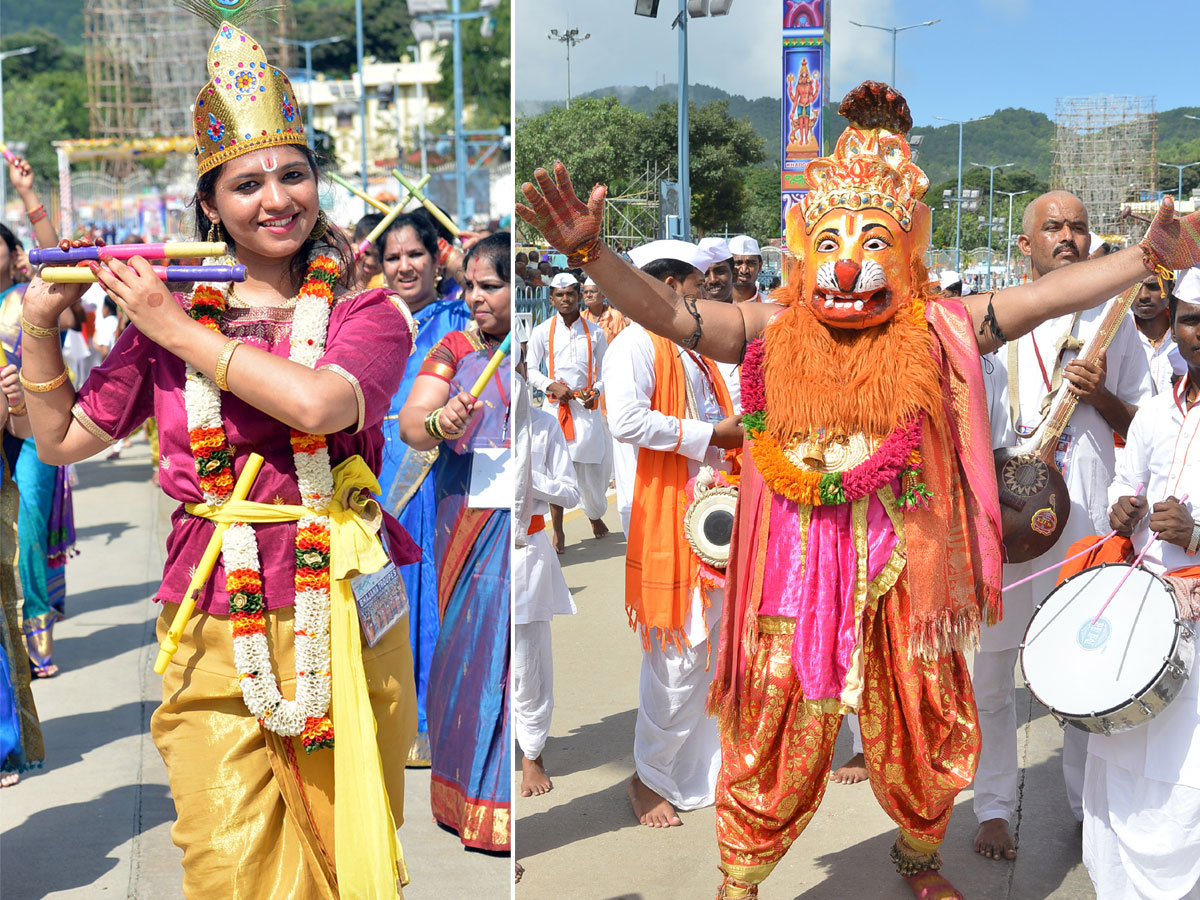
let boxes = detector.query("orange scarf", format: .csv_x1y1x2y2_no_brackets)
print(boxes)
625,331,733,650
547,314,593,442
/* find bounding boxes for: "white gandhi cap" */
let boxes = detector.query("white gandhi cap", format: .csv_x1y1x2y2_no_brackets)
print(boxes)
1177,267,1200,305
697,237,733,263
728,234,761,256
627,239,721,274
549,272,579,289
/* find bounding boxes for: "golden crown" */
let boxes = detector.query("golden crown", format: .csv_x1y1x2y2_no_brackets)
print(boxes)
192,20,306,174
793,81,929,235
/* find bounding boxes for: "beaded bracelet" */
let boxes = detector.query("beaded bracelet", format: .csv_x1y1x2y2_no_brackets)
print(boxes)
19,368,70,393
21,316,59,340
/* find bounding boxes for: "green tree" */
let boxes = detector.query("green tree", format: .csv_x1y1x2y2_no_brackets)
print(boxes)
514,97,651,199
427,0,511,132
739,165,784,245
290,0,415,77
643,99,766,234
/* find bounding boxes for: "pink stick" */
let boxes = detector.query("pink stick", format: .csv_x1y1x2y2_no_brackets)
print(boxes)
1091,491,1187,624
1003,482,1144,593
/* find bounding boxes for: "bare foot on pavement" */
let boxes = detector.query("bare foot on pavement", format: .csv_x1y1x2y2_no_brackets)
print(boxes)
627,774,682,827
973,817,1017,860
521,755,553,797
830,751,868,784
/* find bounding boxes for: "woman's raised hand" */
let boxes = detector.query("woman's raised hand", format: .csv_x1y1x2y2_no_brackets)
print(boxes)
515,161,607,259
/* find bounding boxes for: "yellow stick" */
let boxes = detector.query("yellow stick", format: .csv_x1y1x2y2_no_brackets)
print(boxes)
391,169,461,236
468,333,511,399
153,453,265,675
330,173,390,213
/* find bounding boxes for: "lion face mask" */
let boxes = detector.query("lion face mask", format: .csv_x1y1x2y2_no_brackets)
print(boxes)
786,81,931,331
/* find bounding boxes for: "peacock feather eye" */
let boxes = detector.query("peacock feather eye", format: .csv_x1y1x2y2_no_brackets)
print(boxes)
175,0,283,27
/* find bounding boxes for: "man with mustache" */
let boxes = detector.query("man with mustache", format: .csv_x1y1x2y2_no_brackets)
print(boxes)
973,190,1154,862
729,234,764,303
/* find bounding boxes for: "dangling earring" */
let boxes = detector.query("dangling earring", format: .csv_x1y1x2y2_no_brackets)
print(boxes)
309,210,329,242
207,221,219,243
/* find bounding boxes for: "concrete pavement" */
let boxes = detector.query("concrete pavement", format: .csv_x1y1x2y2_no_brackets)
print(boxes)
516,497,1097,900
0,442,509,899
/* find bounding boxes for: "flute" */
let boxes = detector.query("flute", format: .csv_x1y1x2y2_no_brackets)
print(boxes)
391,169,461,237
30,242,227,266
154,454,265,674
468,333,512,400
41,264,247,283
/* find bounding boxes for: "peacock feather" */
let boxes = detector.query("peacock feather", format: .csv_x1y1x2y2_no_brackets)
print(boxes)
175,0,284,28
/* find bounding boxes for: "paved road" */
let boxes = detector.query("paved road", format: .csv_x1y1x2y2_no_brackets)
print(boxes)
516,498,1098,900
0,443,509,899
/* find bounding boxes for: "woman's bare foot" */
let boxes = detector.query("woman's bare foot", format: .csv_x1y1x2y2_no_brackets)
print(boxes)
973,818,1017,860
627,774,682,827
31,661,58,678
1,772,18,787
520,755,553,797
902,870,964,899
830,752,868,784
590,518,609,539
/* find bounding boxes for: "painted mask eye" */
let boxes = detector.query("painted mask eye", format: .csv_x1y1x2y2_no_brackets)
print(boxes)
816,238,838,253
863,237,889,251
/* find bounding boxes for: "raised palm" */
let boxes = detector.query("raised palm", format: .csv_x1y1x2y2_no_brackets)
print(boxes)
515,162,607,258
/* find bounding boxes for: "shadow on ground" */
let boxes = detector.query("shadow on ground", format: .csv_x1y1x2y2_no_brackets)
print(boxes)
66,579,161,615
54,621,156,672
34,700,152,770
0,784,174,899
534,708,637,780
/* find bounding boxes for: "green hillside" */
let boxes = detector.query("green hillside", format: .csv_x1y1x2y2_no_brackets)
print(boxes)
0,0,84,46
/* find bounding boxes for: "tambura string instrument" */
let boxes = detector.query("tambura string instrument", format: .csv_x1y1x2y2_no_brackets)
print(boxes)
995,283,1141,563
1020,563,1194,735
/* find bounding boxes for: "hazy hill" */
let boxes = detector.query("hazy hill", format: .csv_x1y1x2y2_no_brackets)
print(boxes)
0,0,84,46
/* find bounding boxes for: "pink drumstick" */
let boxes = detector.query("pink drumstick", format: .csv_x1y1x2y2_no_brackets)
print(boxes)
1091,491,1188,625
1003,482,1144,593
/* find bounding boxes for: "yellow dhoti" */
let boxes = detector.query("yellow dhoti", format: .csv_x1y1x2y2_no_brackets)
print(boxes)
151,602,417,899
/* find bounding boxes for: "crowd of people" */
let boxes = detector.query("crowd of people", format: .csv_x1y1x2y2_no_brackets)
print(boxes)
1,4,511,898
514,79,1200,900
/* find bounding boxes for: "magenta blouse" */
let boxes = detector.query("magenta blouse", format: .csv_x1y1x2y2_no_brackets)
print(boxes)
73,287,420,615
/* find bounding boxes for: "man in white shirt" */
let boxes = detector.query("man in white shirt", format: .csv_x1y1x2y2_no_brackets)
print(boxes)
697,237,741,412
728,234,763,303
513,367,580,799
526,272,611,549
975,191,1154,861
1130,270,1185,395
604,240,742,829
1086,266,1200,899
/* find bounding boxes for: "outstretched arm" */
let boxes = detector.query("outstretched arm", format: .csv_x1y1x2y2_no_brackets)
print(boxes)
969,196,1200,354
517,162,776,364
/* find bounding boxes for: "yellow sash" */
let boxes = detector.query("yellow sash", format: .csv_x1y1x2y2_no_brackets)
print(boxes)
187,454,406,899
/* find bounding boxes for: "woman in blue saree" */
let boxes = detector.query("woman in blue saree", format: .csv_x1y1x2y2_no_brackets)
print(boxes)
399,232,510,852
376,211,470,765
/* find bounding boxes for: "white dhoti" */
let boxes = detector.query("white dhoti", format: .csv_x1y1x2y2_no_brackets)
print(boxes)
633,587,722,811
514,621,554,760
973,646,1087,823
572,456,611,521
1084,757,1200,900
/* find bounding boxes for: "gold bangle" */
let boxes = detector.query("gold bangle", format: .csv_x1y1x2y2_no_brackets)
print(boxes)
7,403,27,417
18,368,70,393
21,316,59,340
214,338,243,392
436,407,465,439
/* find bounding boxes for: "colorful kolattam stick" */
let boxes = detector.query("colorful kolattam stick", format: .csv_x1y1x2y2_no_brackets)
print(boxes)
41,264,246,283
154,453,265,674
30,241,227,266
468,333,512,400
391,169,460,236
355,200,409,260
329,173,390,213
0,142,16,165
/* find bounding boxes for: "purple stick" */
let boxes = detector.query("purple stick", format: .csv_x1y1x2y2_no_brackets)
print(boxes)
152,265,246,282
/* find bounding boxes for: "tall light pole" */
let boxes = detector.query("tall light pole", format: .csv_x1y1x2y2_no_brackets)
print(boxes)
279,36,345,151
0,46,36,221
406,44,429,179
1159,160,1200,202
675,0,689,240
847,19,939,86
971,161,1013,290
548,26,590,109
997,189,1029,287
935,114,990,271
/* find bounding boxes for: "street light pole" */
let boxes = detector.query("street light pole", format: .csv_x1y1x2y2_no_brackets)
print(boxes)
407,44,429,180
279,36,345,152
935,114,990,272
970,161,1013,290
847,19,939,86
355,0,369,207
676,0,690,240
548,26,591,109
0,46,36,222
997,189,1029,287
1158,160,1200,202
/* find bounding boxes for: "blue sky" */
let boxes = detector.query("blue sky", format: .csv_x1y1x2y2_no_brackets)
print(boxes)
515,0,1198,122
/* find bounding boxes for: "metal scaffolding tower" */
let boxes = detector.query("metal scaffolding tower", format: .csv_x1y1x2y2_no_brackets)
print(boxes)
1051,95,1157,241
84,0,293,140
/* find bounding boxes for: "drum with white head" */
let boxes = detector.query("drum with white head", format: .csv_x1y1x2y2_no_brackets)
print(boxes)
1020,563,1194,735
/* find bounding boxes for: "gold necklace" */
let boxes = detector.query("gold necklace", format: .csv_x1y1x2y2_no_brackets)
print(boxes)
226,284,299,310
